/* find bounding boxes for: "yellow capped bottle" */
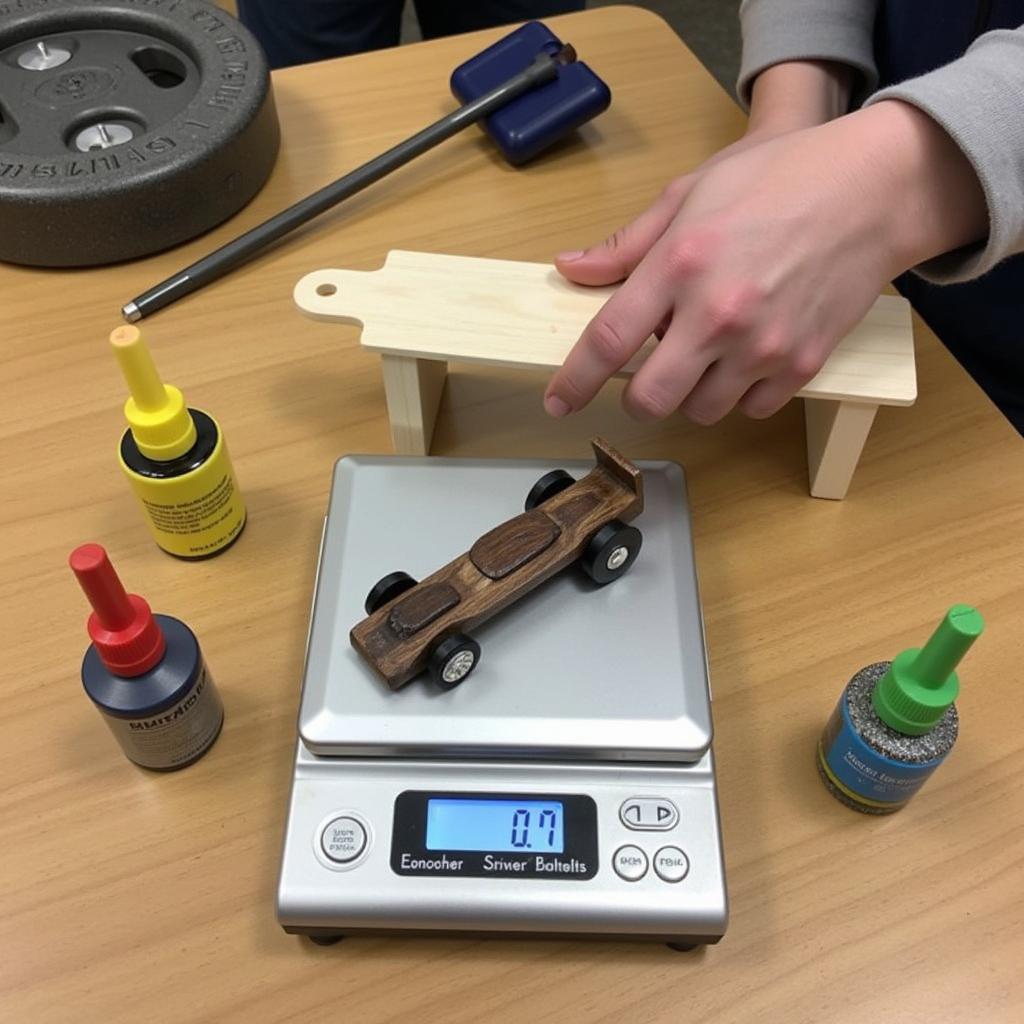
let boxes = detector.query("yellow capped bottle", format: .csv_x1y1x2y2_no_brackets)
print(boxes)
110,326,246,559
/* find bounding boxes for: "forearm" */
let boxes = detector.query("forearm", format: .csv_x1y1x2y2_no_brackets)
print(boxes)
841,101,988,274
866,27,1024,282
747,60,854,135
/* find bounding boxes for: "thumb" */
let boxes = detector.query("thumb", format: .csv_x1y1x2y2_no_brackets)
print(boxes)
555,176,693,286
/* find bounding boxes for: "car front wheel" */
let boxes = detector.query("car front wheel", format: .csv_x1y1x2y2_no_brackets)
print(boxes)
429,633,481,690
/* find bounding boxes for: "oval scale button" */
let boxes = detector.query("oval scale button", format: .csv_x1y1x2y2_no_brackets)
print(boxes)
620,798,679,831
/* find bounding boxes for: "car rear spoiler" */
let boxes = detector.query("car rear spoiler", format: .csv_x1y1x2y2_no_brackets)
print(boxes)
591,436,644,502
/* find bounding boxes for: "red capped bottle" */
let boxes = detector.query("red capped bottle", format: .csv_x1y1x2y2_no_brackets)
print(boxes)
70,543,224,770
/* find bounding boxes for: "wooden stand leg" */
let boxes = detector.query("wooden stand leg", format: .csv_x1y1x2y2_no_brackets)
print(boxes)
804,398,879,500
380,354,448,455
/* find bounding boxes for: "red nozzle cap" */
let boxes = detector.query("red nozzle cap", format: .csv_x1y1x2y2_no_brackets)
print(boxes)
69,544,165,677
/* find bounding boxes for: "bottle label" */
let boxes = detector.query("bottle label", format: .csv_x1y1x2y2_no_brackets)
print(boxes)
121,429,245,558
102,662,224,770
818,696,944,810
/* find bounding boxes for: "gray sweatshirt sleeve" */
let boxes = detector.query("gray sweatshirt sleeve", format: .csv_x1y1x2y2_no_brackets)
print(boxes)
866,29,1024,282
737,0,879,108
737,2,1024,282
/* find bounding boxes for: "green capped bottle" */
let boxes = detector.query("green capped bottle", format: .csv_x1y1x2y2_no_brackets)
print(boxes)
817,605,984,814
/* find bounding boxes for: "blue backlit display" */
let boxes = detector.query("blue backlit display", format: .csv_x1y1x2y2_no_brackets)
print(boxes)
425,798,565,853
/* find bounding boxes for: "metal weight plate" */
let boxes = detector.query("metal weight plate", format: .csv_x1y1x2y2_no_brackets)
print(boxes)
0,0,280,266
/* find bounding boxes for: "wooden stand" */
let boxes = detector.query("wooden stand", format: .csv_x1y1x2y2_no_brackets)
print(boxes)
295,251,917,499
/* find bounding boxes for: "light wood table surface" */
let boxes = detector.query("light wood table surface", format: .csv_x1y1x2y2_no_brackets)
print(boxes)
2,8,1022,1023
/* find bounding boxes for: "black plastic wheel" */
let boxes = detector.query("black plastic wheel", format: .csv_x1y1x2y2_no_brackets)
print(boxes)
666,942,698,952
308,934,344,946
524,469,575,511
364,571,417,615
428,633,481,690
580,521,643,585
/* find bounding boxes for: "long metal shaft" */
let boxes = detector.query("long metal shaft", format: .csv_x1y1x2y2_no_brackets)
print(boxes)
122,46,574,322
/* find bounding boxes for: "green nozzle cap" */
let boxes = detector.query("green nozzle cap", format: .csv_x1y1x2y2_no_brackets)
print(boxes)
872,604,984,735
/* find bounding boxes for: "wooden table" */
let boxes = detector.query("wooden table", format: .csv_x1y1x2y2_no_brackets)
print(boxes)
3,8,1022,1022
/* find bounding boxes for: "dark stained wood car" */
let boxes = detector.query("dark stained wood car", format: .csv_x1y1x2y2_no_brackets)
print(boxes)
351,437,645,690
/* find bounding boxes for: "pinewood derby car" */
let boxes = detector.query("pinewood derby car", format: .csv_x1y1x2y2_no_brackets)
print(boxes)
351,437,644,690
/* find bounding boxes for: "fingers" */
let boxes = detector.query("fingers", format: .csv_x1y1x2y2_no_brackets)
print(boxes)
678,359,763,425
677,321,790,424
738,347,826,418
555,177,692,287
549,298,828,424
544,267,672,417
629,316,828,425
620,313,716,420
622,280,770,422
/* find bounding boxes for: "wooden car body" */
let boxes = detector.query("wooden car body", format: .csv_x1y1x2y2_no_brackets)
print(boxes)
351,438,644,689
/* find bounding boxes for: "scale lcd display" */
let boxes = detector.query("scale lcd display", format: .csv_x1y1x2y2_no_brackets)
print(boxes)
425,797,565,853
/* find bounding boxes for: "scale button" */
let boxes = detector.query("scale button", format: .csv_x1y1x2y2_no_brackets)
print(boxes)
320,816,367,863
612,845,649,881
653,846,690,883
620,798,679,831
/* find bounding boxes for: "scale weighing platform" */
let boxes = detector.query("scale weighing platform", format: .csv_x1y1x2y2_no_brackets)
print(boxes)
277,453,728,948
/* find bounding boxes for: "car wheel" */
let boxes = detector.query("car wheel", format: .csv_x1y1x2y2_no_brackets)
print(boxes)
364,571,418,615
524,469,575,511
580,521,642,585
429,634,481,690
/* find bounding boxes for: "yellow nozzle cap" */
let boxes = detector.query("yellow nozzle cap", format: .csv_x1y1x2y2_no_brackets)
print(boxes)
109,326,196,461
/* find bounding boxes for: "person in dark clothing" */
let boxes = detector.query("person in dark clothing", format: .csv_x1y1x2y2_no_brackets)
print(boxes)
237,0,585,70
543,2,1024,435
875,3,1024,432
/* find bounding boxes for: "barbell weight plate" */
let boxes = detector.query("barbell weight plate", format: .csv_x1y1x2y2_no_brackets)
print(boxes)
0,0,279,267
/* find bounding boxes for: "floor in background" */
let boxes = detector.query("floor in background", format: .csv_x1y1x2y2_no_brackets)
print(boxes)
591,0,741,94
220,0,741,88
220,2,741,92
220,2,739,94
390,1,744,94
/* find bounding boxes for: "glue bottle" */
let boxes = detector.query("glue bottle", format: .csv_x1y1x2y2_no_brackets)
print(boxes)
110,325,245,559
817,604,984,814
70,543,224,771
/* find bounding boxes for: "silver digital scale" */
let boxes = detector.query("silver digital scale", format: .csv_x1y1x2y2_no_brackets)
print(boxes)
277,453,728,948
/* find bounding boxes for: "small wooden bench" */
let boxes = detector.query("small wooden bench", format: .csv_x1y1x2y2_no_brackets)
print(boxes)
295,250,917,499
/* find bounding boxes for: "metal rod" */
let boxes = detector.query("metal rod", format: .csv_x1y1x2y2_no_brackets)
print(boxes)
122,45,576,322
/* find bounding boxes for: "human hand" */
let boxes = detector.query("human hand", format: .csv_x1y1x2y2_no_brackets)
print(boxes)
547,123,785,292
546,60,855,306
545,101,986,424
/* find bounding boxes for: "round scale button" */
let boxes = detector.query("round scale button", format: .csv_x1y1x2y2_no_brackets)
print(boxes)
612,844,648,881
320,816,367,863
653,846,689,882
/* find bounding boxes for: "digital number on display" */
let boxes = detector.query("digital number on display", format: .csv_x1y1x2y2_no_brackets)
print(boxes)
425,798,565,853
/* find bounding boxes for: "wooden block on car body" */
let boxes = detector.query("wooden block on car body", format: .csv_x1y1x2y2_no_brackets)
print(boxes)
295,251,917,498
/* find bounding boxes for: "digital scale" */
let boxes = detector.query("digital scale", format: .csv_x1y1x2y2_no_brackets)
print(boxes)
276,453,728,948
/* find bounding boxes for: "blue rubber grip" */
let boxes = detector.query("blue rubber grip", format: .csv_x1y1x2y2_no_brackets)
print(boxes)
450,21,611,165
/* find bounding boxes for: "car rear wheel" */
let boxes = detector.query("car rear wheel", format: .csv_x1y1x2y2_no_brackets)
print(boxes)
364,571,417,615
429,634,481,690
581,521,642,585
524,469,575,511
